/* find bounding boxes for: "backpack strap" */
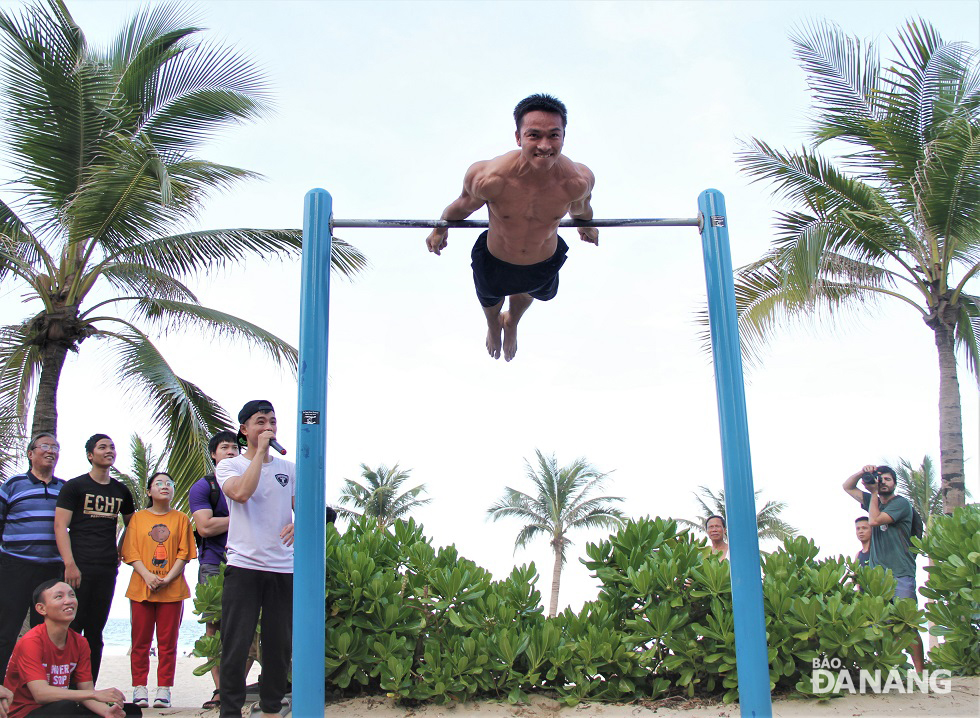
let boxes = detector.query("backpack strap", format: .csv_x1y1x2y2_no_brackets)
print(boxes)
206,473,221,513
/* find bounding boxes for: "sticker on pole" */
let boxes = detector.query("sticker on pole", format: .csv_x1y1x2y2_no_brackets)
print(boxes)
301,410,320,425
710,215,726,227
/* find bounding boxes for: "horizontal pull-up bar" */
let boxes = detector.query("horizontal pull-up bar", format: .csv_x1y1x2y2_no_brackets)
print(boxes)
331,217,702,230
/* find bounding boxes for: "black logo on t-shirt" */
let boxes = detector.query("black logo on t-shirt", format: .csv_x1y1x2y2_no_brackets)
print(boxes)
275,474,289,487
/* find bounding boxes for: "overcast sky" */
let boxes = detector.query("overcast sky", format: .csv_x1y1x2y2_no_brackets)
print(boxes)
1,0,978,618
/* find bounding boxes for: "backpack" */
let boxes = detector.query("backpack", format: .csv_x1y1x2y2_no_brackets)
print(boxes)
909,507,924,542
193,474,223,553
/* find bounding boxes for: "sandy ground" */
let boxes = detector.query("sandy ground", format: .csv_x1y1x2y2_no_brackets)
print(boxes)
94,656,979,718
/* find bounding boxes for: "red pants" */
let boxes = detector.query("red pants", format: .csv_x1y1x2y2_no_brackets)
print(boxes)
130,600,183,686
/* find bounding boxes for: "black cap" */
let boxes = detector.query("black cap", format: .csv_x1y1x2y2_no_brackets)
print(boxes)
236,400,275,448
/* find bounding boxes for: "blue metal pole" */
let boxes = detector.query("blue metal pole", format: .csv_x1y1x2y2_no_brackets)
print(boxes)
698,189,772,718
293,188,331,716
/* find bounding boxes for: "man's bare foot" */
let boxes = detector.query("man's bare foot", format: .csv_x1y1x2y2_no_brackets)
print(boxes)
500,311,518,361
486,314,502,359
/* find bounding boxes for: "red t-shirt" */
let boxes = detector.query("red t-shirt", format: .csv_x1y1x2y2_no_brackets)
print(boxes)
3,624,93,718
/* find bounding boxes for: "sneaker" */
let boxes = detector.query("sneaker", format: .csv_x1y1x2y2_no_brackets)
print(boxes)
132,686,148,708
153,686,172,708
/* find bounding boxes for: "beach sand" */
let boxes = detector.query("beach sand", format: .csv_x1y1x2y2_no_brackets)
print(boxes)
93,655,980,718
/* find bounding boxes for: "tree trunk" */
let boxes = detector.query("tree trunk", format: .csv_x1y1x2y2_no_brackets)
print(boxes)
31,340,71,438
549,540,563,618
932,318,966,512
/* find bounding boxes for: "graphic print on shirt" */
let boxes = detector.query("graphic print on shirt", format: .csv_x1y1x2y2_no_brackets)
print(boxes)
275,473,288,487
81,493,124,519
43,660,79,687
149,523,171,569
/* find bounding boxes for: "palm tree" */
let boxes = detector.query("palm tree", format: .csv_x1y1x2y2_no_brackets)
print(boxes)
678,485,797,542
487,450,625,617
110,433,167,514
896,456,944,529
336,463,431,531
730,19,979,513
0,2,366,490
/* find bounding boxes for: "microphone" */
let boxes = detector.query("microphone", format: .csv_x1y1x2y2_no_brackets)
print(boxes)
269,438,287,456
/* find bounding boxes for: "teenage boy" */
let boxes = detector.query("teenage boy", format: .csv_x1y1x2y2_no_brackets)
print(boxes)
54,435,135,683
854,516,871,566
2,579,140,717
216,401,295,718
188,430,238,709
0,434,66,682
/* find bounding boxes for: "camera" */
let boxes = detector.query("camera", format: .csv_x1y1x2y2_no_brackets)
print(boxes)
861,470,880,486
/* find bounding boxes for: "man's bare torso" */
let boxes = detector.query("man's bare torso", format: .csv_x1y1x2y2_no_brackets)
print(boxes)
469,150,593,265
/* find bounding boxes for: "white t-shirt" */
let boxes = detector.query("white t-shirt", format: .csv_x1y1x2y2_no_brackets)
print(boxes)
215,453,295,573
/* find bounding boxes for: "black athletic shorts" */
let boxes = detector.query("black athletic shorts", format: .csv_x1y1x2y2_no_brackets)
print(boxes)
470,231,569,308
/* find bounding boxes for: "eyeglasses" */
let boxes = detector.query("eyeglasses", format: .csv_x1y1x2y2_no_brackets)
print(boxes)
33,443,60,452
153,480,175,488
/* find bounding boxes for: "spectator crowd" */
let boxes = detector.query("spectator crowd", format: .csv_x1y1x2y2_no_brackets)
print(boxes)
0,399,296,718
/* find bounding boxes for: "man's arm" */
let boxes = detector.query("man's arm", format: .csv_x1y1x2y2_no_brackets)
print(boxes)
222,431,273,502
192,508,229,537
76,681,126,718
843,465,874,503
426,162,491,256
54,506,81,588
27,680,124,716
568,165,598,246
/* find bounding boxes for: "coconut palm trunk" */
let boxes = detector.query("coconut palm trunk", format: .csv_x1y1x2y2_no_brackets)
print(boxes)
931,316,967,511
33,340,71,438
549,534,565,617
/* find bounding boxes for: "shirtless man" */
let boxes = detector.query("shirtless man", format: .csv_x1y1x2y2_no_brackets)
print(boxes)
426,94,598,361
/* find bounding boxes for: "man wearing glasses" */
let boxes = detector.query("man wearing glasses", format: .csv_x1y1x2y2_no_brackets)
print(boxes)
0,433,66,682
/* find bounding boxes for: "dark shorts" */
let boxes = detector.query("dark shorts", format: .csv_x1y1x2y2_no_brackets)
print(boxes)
470,231,568,308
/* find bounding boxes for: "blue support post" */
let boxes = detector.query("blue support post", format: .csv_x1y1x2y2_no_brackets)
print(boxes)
698,189,772,717
293,188,332,716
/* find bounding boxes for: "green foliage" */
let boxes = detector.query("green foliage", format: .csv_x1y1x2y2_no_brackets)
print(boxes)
336,464,430,530
194,516,934,704
918,505,980,674
678,485,797,542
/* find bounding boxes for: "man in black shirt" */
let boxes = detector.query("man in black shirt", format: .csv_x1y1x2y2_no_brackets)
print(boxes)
54,434,135,682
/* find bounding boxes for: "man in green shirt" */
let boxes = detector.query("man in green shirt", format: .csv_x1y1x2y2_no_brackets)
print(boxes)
843,464,923,671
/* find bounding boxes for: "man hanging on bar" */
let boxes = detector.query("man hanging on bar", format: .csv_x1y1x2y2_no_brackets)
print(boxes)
426,94,598,361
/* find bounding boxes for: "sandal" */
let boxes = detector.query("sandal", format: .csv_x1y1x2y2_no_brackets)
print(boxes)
202,689,221,710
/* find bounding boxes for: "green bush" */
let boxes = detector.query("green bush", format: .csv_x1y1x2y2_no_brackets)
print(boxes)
918,504,980,674
193,515,929,703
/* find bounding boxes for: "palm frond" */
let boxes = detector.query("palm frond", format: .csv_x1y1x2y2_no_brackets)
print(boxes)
128,298,298,374
105,329,232,512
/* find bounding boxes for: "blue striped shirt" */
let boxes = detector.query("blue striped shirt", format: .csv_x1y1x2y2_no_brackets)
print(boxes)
0,471,65,563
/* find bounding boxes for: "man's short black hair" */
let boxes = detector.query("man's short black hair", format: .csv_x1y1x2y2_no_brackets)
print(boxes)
876,465,897,480
705,514,726,530
514,93,567,131
33,578,64,606
84,433,111,457
208,430,239,461
855,516,870,524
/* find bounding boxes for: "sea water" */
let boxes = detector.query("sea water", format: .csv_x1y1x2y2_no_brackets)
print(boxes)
101,617,205,656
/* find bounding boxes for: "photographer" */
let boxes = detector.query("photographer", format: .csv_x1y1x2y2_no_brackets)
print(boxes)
843,464,923,671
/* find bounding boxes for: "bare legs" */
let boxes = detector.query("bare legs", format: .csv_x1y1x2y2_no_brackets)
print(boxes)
482,293,533,362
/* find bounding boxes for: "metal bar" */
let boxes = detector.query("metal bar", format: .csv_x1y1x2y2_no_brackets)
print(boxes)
293,188,331,716
331,217,700,229
698,188,773,718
